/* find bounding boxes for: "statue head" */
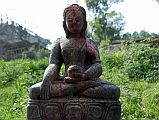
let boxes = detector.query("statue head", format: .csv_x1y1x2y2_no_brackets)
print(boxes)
63,4,87,38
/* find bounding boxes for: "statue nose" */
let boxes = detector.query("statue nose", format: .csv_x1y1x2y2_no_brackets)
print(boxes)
72,18,77,23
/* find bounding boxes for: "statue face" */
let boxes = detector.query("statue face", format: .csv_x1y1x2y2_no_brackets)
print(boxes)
65,105,82,120
66,10,84,34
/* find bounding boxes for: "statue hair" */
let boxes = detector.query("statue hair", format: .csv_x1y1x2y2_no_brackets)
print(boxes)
63,4,87,38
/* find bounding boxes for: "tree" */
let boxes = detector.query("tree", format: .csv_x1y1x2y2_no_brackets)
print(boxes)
106,11,125,40
139,30,151,39
85,0,125,44
132,31,140,39
122,32,132,40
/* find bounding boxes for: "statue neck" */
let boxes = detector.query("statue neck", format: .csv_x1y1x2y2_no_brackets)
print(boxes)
69,33,82,38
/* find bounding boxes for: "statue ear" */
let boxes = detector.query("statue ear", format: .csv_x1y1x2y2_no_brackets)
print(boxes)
63,21,70,38
81,21,87,36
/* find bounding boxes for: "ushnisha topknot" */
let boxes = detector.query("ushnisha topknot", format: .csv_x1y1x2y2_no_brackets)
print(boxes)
63,4,86,21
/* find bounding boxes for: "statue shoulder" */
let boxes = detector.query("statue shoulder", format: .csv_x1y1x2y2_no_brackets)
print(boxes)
86,37,101,62
86,38,98,50
52,38,62,45
51,38,66,48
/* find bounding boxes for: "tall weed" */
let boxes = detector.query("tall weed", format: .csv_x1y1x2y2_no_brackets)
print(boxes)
0,58,48,120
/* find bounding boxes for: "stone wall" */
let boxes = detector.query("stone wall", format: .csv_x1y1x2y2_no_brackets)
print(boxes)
103,37,159,51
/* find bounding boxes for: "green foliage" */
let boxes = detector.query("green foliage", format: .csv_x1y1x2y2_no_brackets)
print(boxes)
122,32,132,40
124,43,159,81
122,30,157,41
99,48,159,119
85,0,125,44
0,58,48,85
121,81,159,119
99,36,110,48
139,30,152,39
22,46,50,60
0,44,159,119
100,49,124,69
0,58,48,120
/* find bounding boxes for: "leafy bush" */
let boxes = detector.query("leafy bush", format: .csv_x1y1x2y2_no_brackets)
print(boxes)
0,58,48,85
22,47,50,60
124,43,159,81
99,47,159,119
100,49,124,69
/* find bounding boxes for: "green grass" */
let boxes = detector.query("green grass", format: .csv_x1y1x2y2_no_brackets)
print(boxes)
0,47,159,119
100,46,159,119
100,67,159,119
0,83,27,120
0,58,47,120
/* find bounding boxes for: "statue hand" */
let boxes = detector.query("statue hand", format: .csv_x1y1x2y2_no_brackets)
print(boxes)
64,77,76,83
64,73,88,83
81,73,88,80
72,73,88,80
40,84,50,100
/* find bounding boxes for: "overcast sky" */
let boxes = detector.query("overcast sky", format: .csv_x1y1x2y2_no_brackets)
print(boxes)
0,0,159,44
111,0,159,34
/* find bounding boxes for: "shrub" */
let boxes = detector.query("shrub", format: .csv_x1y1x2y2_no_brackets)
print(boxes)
22,47,50,60
100,49,124,69
0,58,48,85
124,43,159,82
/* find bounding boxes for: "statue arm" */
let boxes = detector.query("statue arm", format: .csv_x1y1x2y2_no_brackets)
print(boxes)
42,39,63,85
40,39,63,99
42,64,61,85
84,39,102,79
84,62,102,79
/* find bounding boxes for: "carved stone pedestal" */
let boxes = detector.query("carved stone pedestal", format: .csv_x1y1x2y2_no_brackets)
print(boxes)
27,97,121,120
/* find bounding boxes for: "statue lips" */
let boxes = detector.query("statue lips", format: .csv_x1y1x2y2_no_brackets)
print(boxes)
68,24,82,33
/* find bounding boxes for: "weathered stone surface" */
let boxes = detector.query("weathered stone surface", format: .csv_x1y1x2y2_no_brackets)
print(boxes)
27,97,121,120
27,4,121,120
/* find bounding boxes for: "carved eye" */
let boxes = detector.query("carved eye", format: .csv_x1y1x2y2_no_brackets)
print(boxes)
67,18,73,22
75,19,80,22
75,17,82,22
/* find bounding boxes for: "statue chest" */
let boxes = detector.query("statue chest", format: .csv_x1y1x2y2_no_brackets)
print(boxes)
60,39,86,65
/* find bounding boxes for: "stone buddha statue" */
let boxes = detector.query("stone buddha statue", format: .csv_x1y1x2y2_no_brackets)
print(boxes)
29,4,120,100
